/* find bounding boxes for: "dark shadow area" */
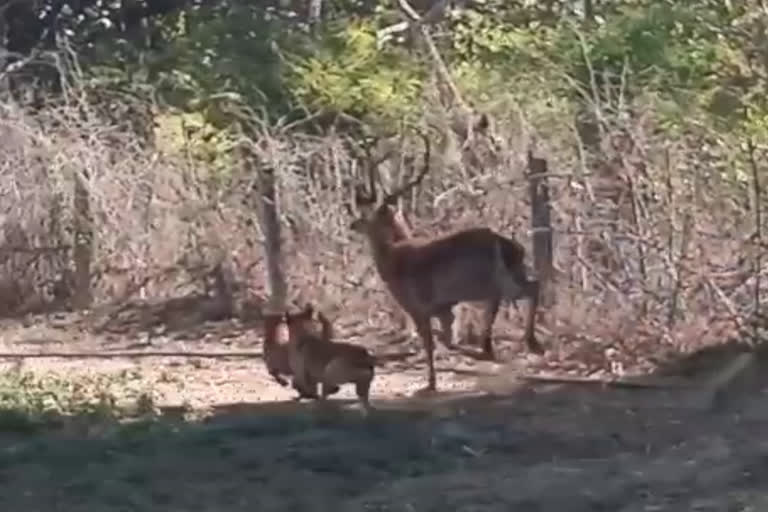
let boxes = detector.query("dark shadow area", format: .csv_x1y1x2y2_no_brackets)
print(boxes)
2,371,768,512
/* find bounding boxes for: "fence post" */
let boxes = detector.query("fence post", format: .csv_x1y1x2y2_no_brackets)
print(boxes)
238,134,287,316
72,171,94,309
258,164,288,314
527,150,554,307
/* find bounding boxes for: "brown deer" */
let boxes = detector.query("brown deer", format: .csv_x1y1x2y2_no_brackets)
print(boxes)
376,193,523,350
375,205,460,349
348,129,544,393
284,303,375,415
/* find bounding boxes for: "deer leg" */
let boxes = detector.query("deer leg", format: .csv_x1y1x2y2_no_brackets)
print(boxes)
480,297,501,360
320,382,335,399
413,316,437,393
291,376,320,400
320,359,343,397
355,376,373,416
436,306,456,349
523,279,544,354
290,356,320,400
269,371,289,387
322,383,341,396
389,293,413,335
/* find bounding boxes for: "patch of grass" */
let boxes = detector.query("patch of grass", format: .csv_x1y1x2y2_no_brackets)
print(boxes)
0,405,472,511
0,367,160,433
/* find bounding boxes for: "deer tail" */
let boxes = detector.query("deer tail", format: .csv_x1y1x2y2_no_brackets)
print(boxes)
495,234,529,283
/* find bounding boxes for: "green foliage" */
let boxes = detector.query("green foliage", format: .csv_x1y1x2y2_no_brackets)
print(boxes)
0,368,158,433
6,0,768,176
149,5,289,117
534,4,719,105
287,20,425,126
154,110,239,176
74,5,428,164
74,3,293,170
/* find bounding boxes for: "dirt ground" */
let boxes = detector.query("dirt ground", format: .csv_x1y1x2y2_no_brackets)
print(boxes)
0,312,767,511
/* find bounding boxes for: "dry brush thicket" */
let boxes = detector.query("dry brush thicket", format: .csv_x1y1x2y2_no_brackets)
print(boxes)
1,92,765,370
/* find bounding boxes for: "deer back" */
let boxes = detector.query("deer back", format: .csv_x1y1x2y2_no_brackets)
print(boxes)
382,228,531,311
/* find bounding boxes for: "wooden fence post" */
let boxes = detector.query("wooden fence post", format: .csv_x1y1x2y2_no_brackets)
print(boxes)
527,149,555,307
239,135,287,316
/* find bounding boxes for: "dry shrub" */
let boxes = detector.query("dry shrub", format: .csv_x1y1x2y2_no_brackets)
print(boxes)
1,79,765,371
0,90,246,315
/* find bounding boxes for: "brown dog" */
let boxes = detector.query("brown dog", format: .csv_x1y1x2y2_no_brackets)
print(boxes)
262,311,320,400
284,304,375,414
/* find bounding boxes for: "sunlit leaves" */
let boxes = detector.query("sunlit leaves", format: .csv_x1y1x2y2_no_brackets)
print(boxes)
287,21,424,126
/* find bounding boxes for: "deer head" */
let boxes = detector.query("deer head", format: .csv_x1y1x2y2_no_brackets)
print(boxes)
348,129,432,242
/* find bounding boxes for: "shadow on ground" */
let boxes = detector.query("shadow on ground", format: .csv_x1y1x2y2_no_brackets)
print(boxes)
2,352,768,512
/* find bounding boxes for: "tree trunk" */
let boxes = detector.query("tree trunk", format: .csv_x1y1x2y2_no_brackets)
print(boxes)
259,166,287,312
308,0,323,34
72,171,93,309
247,155,287,314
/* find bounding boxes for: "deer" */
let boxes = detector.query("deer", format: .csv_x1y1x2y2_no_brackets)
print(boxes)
284,303,375,415
262,310,336,400
372,189,524,350
347,128,544,394
371,206,461,350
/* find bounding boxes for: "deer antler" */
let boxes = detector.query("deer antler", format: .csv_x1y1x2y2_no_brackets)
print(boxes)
382,127,431,205
347,134,393,208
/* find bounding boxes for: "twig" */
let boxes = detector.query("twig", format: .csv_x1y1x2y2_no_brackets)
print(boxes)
0,350,264,360
0,245,70,255
574,254,631,308
747,137,763,345
0,348,417,365
396,0,468,112
703,275,742,321
667,212,692,329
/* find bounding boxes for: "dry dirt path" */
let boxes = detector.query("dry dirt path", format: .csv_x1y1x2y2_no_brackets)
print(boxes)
0,315,523,408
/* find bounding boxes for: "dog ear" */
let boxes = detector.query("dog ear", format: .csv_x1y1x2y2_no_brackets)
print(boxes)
300,303,314,318
316,310,333,340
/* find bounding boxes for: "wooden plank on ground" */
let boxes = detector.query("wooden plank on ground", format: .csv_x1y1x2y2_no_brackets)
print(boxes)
517,373,697,390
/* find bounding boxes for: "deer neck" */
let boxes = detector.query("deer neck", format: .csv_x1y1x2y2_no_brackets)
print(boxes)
364,231,401,280
390,210,413,242
362,213,413,281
